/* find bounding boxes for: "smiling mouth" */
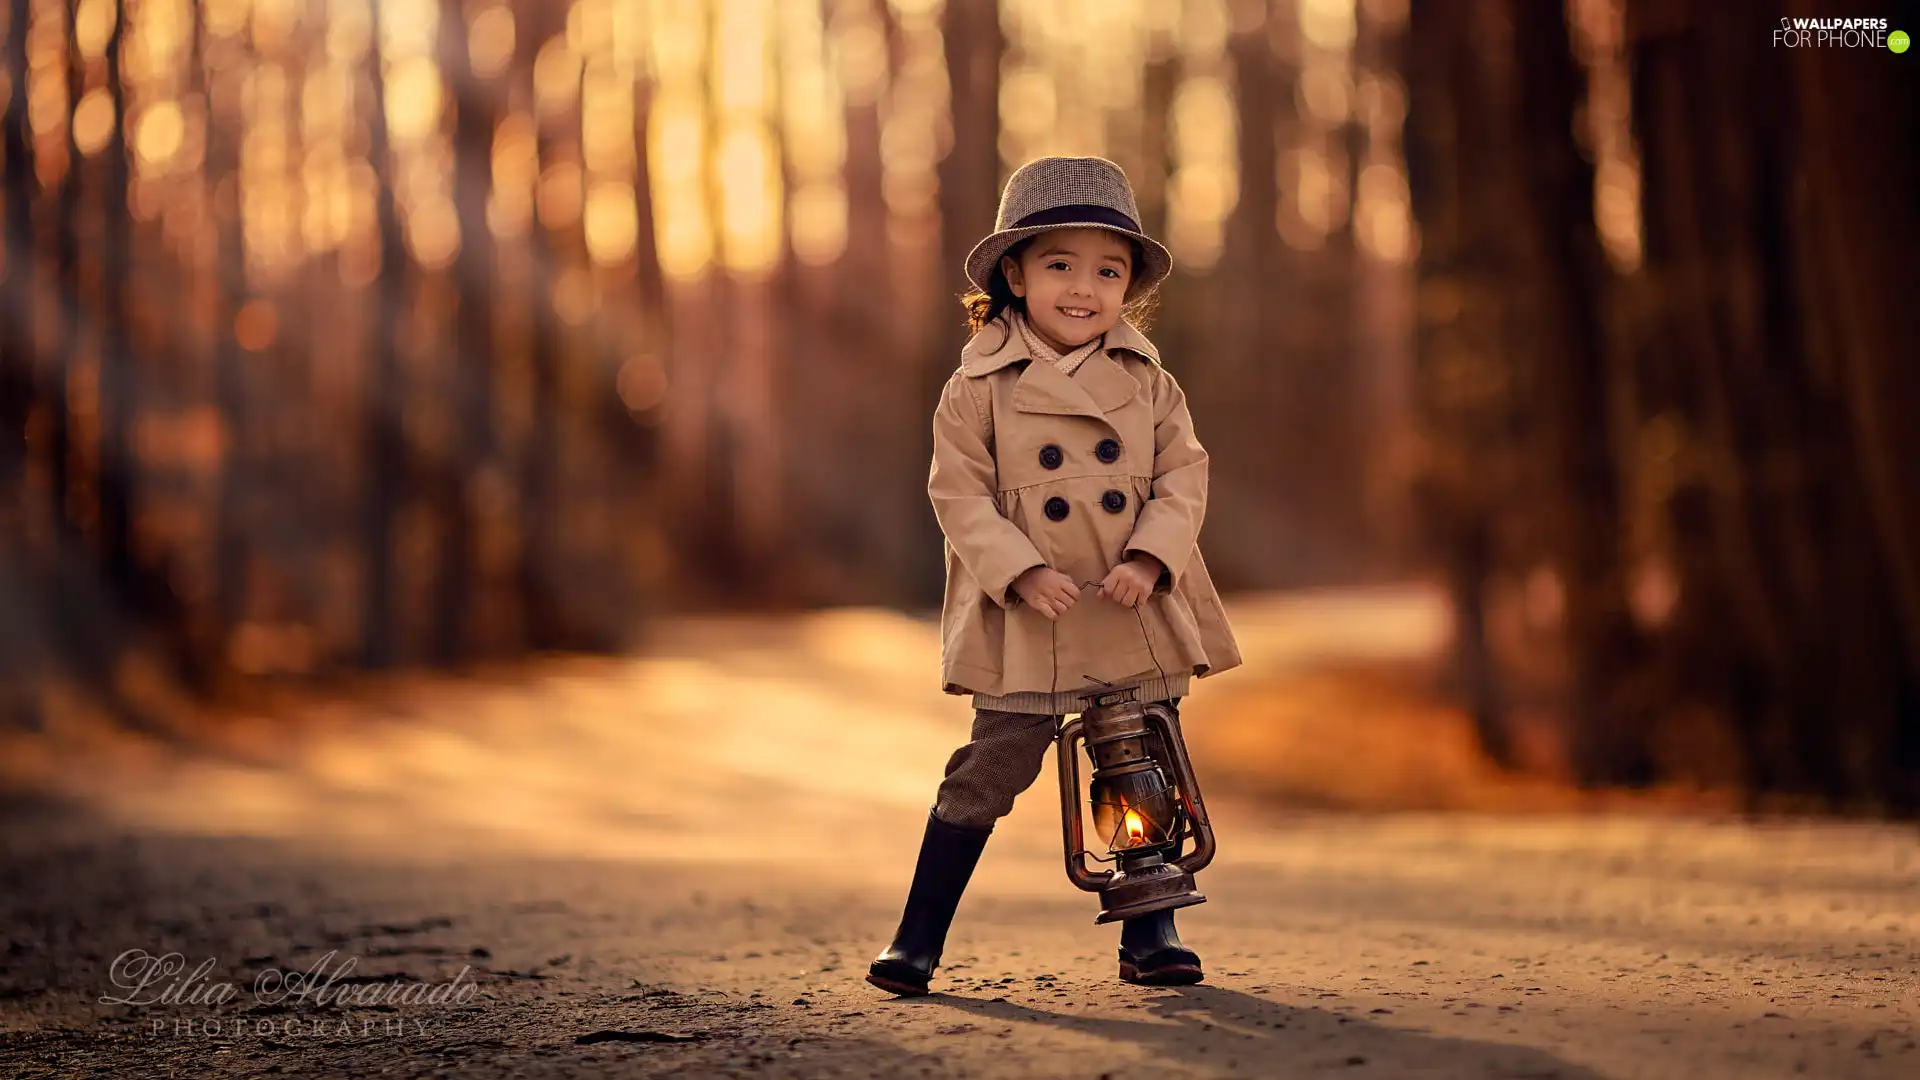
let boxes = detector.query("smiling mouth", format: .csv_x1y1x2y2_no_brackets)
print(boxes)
1058,306,1098,319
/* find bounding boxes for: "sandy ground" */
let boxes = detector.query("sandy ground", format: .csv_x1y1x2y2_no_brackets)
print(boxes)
2,588,1917,1079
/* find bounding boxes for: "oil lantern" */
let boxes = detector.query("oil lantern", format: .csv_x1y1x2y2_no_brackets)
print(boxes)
1055,682,1216,923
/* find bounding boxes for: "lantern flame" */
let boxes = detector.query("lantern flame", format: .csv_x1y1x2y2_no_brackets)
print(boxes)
1123,808,1146,845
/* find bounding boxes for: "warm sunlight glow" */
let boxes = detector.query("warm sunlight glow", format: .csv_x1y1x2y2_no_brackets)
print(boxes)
584,181,640,266
28,70,68,146
1301,52,1351,124
384,56,442,143
1167,73,1236,269
326,1,373,63
301,150,352,251
999,67,1058,144
251,0,299,52
1300,0,1358,51
71,89,116,156
533,37,582,115
788,182,847,266
204,0,251,39
650,94,712,280
714,0,780,276
405,197,460,270
717,126,780,275
74,0,115,60
127,0,189,84
469,5,516,80
1355,161,1413,263
379,0,439,59
134,101,185,168
581,59,637,177
489,114,537,238
302,66,353,139
1570,0,1644,272
778,0,845,267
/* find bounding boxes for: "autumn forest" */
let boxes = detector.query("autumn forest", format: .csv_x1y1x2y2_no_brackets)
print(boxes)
1,0,1916,812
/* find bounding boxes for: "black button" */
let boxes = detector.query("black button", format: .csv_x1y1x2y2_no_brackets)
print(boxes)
1101,489,1127,513
1044,496,1070,521
1095,438,1121,464
1039,444,1063,470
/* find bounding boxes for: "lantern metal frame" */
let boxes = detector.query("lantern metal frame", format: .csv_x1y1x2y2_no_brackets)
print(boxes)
1055,683,1217,923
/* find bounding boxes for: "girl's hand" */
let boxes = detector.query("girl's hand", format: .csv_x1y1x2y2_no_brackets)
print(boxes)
1013,565,1080,620
1098,554,1164,609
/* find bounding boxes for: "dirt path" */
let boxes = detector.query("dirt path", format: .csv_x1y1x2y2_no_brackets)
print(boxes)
2,592,1917,1078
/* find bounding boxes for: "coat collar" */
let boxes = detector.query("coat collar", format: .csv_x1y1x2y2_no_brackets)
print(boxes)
959,317,1157,423
959,315,1162,377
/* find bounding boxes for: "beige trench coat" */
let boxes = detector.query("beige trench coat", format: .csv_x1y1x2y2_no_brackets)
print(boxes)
929,317,1242,699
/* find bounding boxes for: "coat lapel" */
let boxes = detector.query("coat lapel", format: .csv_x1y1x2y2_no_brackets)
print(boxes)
1077,351,1145,412
961,315,1154,423
1011,356,1105,420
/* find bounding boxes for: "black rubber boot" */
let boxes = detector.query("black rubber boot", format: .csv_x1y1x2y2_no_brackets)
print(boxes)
867,812,992,996
1118,907,1204,986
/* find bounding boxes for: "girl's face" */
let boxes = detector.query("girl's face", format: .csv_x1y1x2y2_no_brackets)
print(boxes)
1000,227,1134,353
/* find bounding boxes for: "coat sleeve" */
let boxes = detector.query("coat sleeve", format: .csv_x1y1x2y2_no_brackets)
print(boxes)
928,370,1048,609
1123,364,1208,593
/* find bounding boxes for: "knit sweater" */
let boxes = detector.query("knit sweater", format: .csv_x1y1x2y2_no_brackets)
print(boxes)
968,311,1193,716
1012,308,1105,376
971,669,1193,717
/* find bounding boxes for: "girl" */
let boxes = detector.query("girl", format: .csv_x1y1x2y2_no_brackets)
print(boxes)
867,156,1242,996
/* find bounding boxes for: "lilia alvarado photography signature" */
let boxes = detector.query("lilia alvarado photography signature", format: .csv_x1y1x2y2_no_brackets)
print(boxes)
102,948,481,1039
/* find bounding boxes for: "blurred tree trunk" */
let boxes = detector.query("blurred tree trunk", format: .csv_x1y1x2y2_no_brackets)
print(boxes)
838,0,894,585
431,0,496,663
1137,49,1176,242
359,0,408,668
52,0,81,542
623,61,667,551
520,153,562,646
715,7,782,600
518,277,562,645
1788,2,1920,809
1627,0,1919,808
1408,0,1644,778
1224,9,1279,387
1402,0,1513,767
201,0,249,660
925,0,1001,603
1413,0,1918,804
1507,0,1645,786
845,27,887,285
936,0,1000,308
95,0,134,601
1,0,31,496
693,0,740,591
630,79,665,341
517,3,581,643
1350,0,1419,577
1628,2,1806,797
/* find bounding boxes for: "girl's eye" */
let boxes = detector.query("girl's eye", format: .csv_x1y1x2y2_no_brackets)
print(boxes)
1099,267,1122,279
1046,260,1071,272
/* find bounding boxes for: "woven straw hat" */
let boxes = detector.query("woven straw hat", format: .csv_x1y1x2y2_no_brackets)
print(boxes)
964,156,1172,298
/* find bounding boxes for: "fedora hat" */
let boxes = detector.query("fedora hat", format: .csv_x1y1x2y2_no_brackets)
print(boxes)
964,156,1172,298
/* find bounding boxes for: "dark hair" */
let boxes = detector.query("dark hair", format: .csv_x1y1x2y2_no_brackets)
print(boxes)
960,234,1160,339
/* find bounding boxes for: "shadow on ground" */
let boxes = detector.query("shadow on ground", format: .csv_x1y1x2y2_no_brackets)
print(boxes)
929,985,1607,1079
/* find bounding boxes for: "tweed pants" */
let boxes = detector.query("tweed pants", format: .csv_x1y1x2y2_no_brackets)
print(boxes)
932,700,1181,831
932,709,1060,830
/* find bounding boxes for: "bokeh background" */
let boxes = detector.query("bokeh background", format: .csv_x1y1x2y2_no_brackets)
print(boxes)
1,0,1915,816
